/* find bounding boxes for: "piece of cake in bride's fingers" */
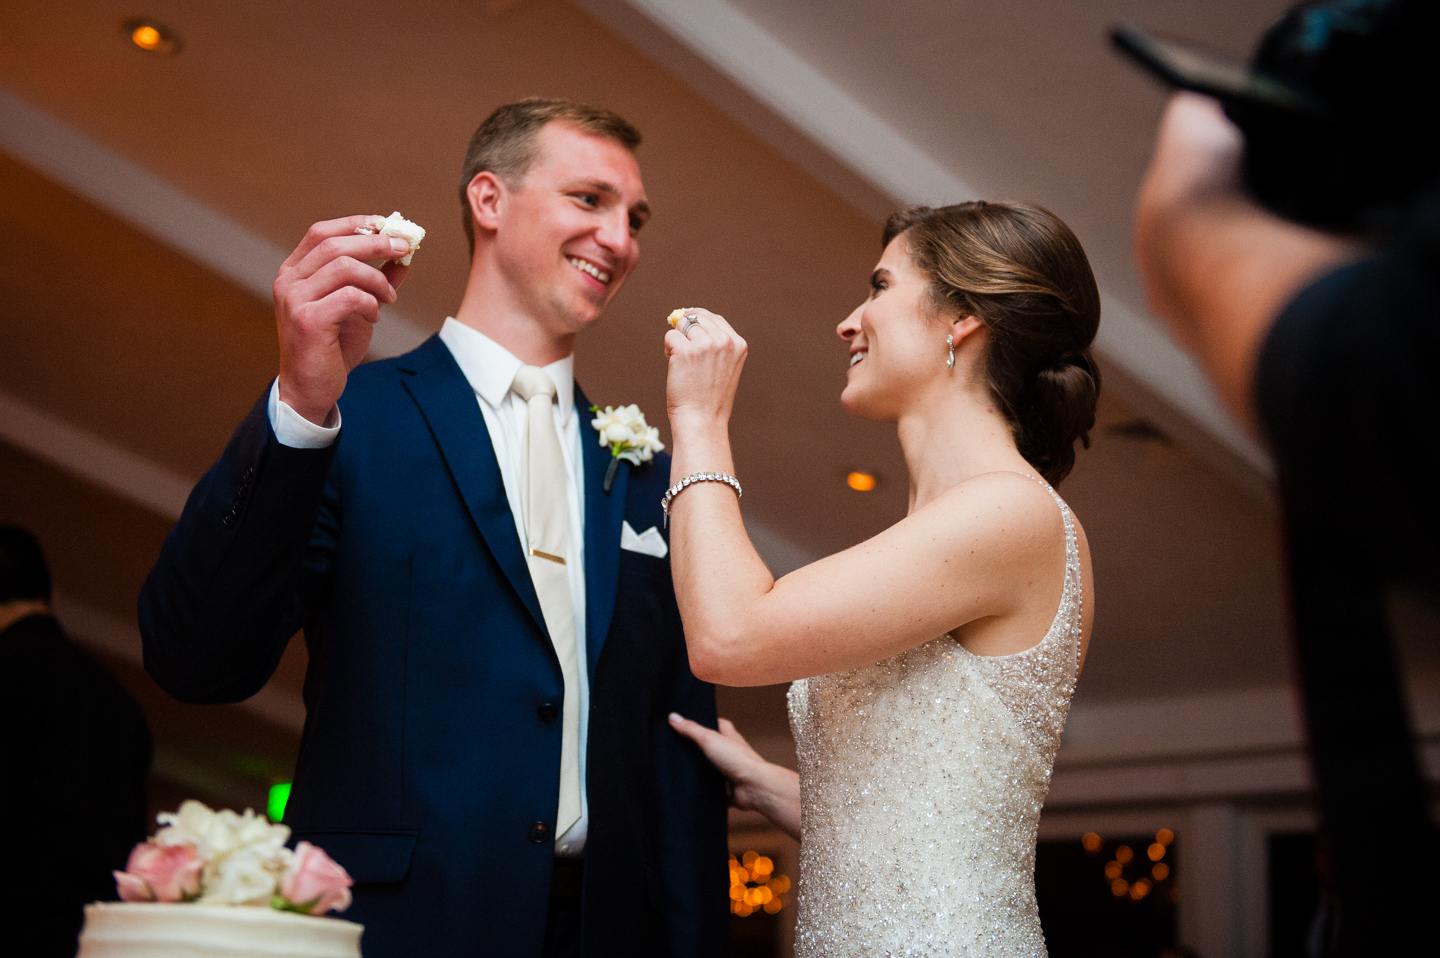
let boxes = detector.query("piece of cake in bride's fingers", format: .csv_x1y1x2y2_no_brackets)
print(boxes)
356,211,425,265
667,308,695,328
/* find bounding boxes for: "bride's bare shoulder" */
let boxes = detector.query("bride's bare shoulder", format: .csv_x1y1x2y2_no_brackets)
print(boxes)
915,470,1068,553
942,470,1064,515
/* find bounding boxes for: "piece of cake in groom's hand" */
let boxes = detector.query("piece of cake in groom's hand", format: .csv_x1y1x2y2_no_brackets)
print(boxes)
356,211,425,265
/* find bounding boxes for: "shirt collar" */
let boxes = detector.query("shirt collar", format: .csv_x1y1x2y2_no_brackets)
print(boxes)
439,317,575,425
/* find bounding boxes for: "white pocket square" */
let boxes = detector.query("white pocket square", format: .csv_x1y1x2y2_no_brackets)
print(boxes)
621,520,669,559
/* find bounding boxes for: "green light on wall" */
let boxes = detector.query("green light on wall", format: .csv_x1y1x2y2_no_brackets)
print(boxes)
268,782,292,823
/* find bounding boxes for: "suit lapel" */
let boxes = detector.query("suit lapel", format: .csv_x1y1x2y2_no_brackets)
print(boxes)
399,336,547,639
576,385,625,681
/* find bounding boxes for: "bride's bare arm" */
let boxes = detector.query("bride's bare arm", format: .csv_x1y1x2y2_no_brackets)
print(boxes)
664,312,1064,687
668,713,801,842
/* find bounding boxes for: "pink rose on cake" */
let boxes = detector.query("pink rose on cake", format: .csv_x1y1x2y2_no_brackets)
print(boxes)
114,842,203,902
279,841,354,915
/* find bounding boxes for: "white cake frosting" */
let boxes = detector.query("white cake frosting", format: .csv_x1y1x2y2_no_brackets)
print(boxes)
78,902,362,958
361,211,424,265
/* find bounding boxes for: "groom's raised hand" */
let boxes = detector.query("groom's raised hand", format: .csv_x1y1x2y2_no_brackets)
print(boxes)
274,216,413,427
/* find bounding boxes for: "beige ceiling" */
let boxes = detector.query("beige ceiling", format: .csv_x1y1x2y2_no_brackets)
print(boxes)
1,1,1305,793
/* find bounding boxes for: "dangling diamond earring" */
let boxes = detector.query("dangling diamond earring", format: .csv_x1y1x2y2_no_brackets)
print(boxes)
946,333,956,371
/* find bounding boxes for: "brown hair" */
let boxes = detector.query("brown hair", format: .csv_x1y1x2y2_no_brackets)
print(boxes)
458,97,642,254
884,201,1101,485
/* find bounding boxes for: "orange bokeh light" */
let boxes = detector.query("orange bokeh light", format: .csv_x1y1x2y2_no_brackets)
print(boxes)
124,18,179,55
730,850,788,917
1115,845,1134,863
846,472,878,492
1148,842,1166,861
131,25,161,49
1081,832,1102,853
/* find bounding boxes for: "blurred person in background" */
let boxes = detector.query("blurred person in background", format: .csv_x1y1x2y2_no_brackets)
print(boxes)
0,525,152,957
1131,1,1440,949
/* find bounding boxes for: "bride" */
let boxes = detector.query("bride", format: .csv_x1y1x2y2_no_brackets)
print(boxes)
662,201,1099,955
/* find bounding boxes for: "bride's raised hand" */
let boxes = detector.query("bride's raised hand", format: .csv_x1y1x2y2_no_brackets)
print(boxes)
664,308,747,432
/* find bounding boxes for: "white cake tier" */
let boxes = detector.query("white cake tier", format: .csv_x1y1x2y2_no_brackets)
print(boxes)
78,902,363,958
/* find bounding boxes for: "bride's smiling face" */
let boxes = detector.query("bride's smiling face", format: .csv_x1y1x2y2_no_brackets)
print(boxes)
837,235,948,420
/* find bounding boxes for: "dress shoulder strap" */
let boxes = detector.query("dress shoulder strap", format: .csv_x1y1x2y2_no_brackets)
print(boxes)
1030,476,1084,673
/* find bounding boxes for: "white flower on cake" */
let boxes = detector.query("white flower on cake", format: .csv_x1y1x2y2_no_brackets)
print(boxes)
203,847,282,906
156,801,288,864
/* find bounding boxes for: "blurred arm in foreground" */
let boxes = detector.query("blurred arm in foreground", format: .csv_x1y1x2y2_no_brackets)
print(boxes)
1132,91,1359,435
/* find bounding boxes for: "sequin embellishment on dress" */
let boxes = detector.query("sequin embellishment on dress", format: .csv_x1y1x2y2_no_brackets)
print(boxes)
787,480,1083,956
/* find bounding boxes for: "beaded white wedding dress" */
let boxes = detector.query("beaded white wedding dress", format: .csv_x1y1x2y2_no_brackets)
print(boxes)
787,481,1083,956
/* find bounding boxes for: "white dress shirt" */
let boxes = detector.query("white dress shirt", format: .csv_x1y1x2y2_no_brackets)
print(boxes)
268,316,592,855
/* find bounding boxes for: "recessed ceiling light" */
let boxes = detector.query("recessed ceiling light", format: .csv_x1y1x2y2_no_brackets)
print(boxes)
846,472,878,492
123,18,181,56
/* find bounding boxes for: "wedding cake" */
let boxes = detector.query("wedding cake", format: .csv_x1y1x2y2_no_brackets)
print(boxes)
80,801,362,957
78,902,362,958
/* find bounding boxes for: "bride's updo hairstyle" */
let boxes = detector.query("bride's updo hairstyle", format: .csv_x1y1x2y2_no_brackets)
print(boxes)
884,201,1101,485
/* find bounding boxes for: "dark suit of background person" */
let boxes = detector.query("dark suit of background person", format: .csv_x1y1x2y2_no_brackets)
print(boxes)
0,526,152,958
136,104,729,958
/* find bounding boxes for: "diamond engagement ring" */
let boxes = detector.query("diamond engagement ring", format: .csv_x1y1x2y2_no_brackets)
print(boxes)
665,307,704,337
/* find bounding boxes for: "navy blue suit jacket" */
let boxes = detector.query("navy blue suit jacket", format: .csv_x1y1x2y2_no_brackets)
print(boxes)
139,336,730,957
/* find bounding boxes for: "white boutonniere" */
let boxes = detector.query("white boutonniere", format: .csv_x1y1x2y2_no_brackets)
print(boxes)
590,404,664,492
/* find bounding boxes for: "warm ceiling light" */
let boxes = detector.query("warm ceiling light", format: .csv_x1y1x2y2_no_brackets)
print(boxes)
124,18,180,55
846,472,877,492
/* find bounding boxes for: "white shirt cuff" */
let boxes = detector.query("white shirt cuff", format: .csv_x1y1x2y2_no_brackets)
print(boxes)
268,378,341,449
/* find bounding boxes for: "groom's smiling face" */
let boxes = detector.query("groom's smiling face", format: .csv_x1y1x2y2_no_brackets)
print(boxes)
492,121,650,338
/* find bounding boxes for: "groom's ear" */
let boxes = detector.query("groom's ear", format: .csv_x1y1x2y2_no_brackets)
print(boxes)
466,171,507,238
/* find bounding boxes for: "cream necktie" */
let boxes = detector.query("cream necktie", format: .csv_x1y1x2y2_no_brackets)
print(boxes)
512,365,582,840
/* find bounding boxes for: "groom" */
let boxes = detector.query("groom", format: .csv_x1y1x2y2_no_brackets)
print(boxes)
139,99,729,957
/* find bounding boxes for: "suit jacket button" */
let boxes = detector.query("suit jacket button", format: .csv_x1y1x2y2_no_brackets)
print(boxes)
221,511,236,527
536,702,559,723
529,821,550,844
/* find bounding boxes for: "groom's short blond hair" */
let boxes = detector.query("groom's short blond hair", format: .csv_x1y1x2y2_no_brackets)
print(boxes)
459,97,643,255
